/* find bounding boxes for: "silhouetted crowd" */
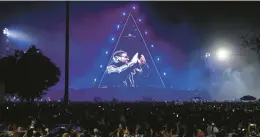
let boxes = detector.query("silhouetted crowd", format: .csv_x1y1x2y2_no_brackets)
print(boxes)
1,101,260,137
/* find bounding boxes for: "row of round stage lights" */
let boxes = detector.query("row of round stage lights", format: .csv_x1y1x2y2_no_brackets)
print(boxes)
94,6,166,82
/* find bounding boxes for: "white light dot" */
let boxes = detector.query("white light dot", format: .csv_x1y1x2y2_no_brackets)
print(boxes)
123,12,126,16
138,18,142,22
105,51,108,54
94,78,97,82
151,45,154,47
163,72,166,76
205,52,211,58
112,37,115,41
100,65,103,68
157,58,160,61
117,25,120,29
145,31,148,34
133,6,136,10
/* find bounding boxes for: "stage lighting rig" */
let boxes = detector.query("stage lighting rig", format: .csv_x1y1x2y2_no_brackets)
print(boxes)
3,28,9,36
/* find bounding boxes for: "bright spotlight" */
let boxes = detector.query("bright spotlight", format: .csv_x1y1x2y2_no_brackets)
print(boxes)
216,48,230,61
163,72,166,76
138,18,142,22
133,6,136,10
122,12,126,16
3,28,9,36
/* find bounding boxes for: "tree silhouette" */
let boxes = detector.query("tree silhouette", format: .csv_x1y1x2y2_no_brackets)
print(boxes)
0,45,61,101
241,32,260,57
0,55,19,95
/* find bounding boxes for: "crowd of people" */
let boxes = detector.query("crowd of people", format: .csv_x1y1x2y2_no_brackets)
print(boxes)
1,101,260,137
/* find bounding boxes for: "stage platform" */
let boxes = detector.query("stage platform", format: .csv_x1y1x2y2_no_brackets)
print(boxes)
64,88,211,102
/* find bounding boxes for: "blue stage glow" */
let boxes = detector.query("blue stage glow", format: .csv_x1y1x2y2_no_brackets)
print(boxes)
100,65,103,68
117,24,120,29
105,51,108,54
94,78,97,82
163,72,166,76
138,18,142,22
157,58,160,61
111,37,115,41
122,12,126,16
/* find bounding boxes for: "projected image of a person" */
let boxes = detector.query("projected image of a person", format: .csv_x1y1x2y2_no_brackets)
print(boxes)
106,50,147,87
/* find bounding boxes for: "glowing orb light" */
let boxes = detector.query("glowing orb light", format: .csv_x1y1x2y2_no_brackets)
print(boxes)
216,48,230,61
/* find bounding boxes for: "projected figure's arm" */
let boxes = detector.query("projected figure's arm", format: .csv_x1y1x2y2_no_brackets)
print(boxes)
134,54,146,73
107,62,135,74
107,53,139,74
135,68,143,73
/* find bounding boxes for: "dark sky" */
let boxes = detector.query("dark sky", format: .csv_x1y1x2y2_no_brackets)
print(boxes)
149,2,260,25
1,1,260,91
1,1,260,26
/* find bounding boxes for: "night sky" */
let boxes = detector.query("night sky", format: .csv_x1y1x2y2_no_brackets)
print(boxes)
1,1,260,99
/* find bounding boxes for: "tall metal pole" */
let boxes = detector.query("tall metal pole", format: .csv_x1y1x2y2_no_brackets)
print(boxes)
64,1,70,104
